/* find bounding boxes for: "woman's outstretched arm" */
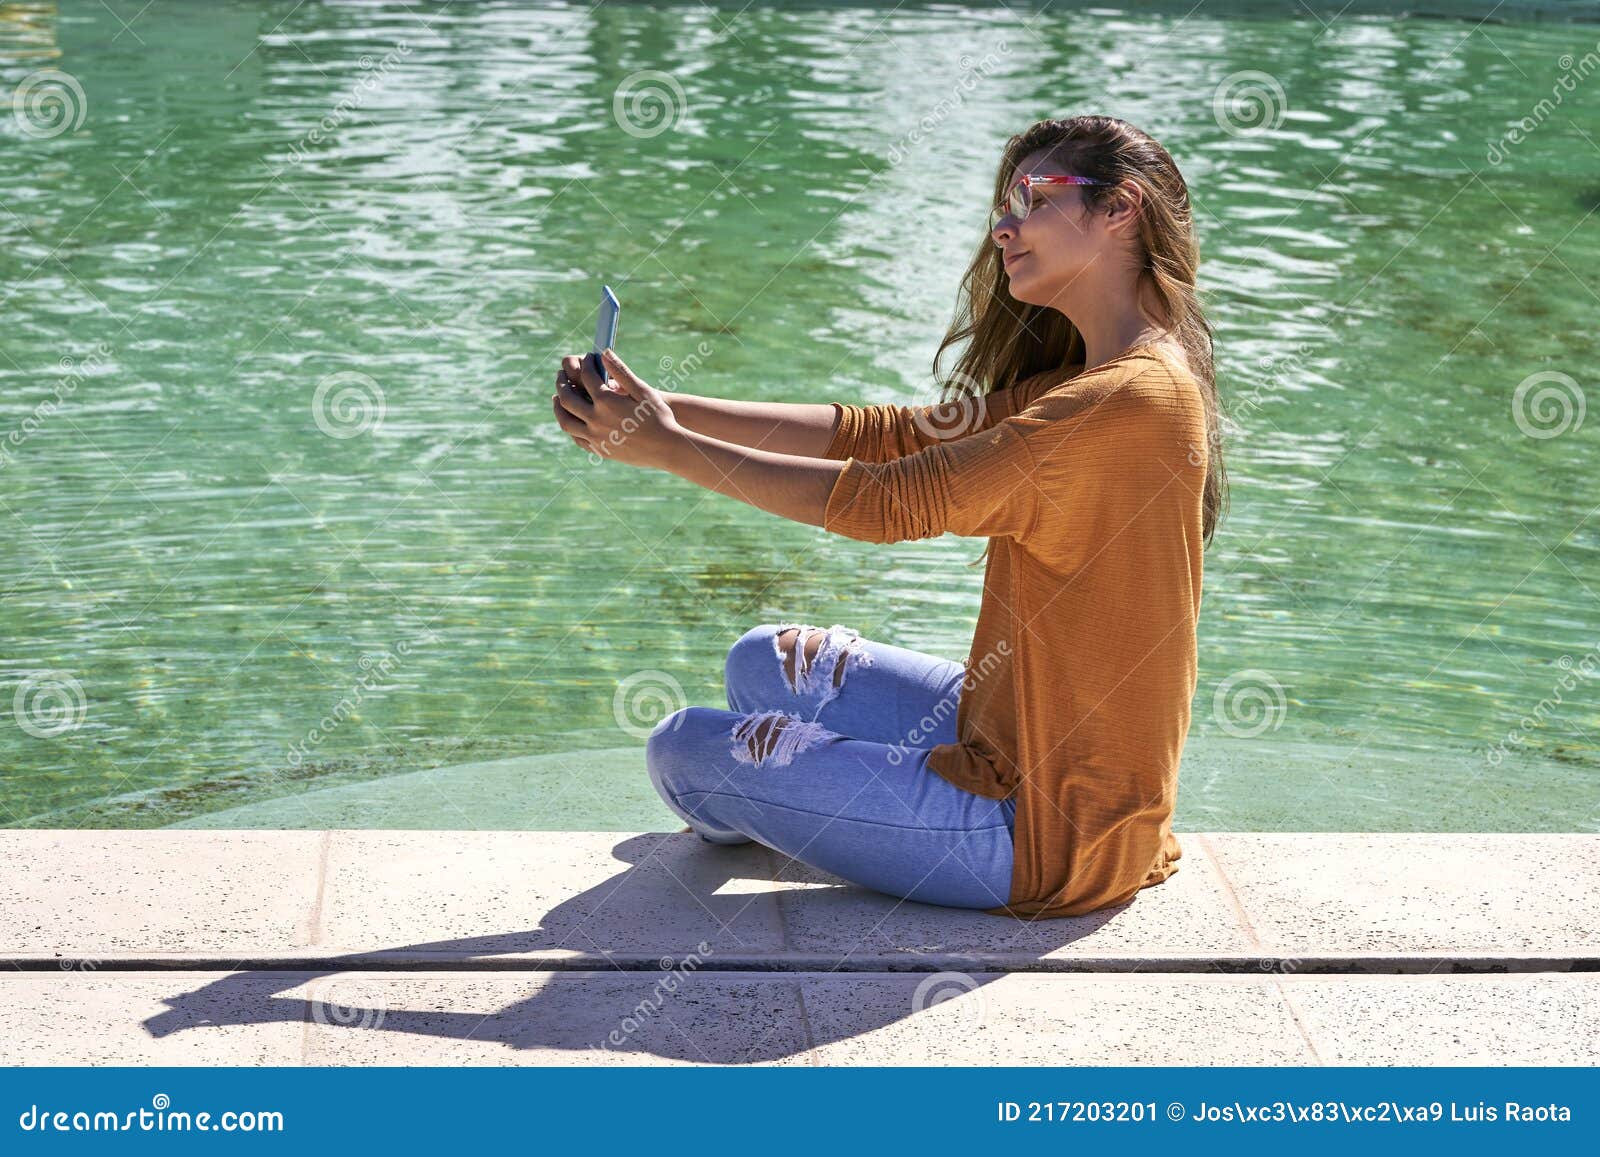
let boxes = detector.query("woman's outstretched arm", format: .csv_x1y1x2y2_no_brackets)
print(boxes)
672,365,1088,465
554,349,843,527
553,348,1043,542
663,428,843,529
665,393,841,458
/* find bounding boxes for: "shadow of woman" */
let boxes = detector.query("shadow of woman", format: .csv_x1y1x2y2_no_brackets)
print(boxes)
139,833,1117,1063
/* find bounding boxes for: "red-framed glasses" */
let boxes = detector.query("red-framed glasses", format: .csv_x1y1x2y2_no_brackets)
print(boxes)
989,173,1106,233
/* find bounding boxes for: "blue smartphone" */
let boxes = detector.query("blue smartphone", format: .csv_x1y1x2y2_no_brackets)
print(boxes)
586,284,620,392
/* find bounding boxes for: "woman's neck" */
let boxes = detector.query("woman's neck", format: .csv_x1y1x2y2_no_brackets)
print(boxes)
1057,271,1169,369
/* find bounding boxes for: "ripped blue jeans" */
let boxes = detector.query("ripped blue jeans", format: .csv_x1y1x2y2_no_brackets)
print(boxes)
645,622,1016,910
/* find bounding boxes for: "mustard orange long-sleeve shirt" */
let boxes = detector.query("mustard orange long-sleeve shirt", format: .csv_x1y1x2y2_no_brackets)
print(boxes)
821,343,1207,919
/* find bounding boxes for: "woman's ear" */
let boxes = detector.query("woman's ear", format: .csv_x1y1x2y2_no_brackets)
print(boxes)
1102,179,1144,236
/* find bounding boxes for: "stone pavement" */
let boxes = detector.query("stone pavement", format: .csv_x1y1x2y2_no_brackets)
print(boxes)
2,831,1596,1065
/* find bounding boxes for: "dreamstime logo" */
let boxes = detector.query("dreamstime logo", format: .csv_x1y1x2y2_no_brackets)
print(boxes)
12,671,87,738
884,43,1011,167
311,985,387,1030
1191,341,1315,466
910,373,989,443
285,633,437,768
1485,644,1598,766
1212,669,1286,739
1241,342,1311,426
885,639,1010,765
312,370,385,438
613,70,687,139
653,341,715,393
589,942,714,1053
283,42,411,167
911,971,987,1026
16,1092,285,1134
11,69,87,138
1212,70,1286,136
1,343,114,470
614,670,688,739
1487,39,1600,164
585,342,715,466
1511,370,1585,440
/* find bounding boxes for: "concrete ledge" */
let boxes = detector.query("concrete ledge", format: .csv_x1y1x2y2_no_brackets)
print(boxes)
2,971,1597,1066
3,830,1597,1064
4,830,1597,970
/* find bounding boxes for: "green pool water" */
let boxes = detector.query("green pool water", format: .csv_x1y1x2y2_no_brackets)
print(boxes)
2,1,1597,831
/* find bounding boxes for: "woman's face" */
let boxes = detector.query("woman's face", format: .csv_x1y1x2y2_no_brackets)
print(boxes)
989,149,1110,307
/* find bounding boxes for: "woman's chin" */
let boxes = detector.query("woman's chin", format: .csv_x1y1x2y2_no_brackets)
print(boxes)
1006,268,1069,308
1006,275,1039,304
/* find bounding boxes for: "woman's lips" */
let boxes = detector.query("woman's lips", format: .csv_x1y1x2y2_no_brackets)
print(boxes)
1004,251,1029,268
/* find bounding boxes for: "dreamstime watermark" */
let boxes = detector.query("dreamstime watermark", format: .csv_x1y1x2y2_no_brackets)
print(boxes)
10,68,87,138
585,341,715,466
589,942,714,1053
614,669,690,739
910,372,990,443
885,639,1011,766
310,981,388,1030
11,670,87,738
1487,38,1600,165
0,343,113,470
1484,643,1598,766
284,633,438,767
1189,342,1315,467
1212,669,1287,739
312,370,386,438
283,42,411,166
1257,955,1302,975
911,971,988,1027
613,70,688,139
1511,370,1585,440
1212,70,1286,136
652,341,715,394
884,44,1012,167
17,1094,284,1134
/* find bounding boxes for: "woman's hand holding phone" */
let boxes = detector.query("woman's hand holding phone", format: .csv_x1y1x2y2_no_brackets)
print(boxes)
552,347,683,470
555,350,609,405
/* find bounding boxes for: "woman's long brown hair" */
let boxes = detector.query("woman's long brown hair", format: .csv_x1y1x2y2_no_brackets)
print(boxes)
933,115,1227,556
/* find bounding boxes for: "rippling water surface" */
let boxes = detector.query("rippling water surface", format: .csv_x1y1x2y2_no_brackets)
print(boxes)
2,1,1597,829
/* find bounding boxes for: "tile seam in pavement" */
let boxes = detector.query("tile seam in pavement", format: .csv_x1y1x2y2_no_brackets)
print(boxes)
1270,976,1325,1064
765,844,793,957
767,844,823,1062
3,954,1595,973
8,832,1597,977
794,982,819,1062
1194,832,1264,952
299,985,313,1066
302,832,331,1066
307,829,332,949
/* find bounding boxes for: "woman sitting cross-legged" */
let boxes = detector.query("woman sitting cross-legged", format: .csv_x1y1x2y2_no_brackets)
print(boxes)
552,114,1225,921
